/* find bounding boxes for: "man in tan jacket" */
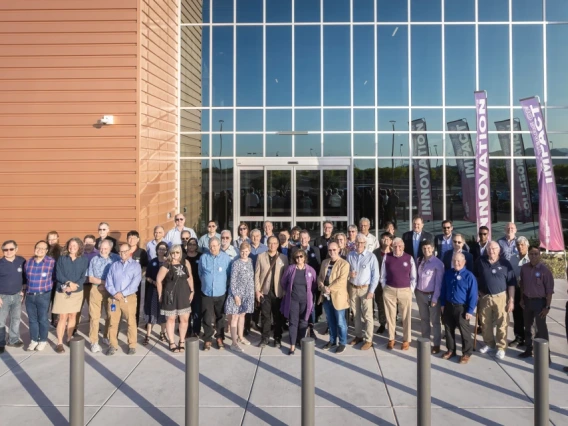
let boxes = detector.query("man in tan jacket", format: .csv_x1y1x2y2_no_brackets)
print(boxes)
318,242,350,354
255,236,289,348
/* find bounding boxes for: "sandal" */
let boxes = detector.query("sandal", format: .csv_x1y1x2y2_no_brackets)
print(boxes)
169,342,179,353
178,342,185,353
142,336,150,346
159,332,167,342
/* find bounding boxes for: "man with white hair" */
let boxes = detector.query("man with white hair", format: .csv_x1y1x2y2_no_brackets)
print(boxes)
508,236,530,348
497,222,518,260
220,230,238,259
165,213,197,246
261,221,275,246
147,225,170,260
359,217,378,252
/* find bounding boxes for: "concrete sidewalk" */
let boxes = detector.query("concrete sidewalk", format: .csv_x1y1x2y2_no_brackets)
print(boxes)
0,281,567,426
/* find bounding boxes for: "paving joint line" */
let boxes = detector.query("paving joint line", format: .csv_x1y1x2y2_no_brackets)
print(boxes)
373,346,400,426
239,342,263,426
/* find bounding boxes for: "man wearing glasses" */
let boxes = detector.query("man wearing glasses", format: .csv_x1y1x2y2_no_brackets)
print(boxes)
442,233,474,272
165,214,197,246
470,226,490,263
0,240,27,353
147,225,170,260
220,230,238,259
434,219,469,260
358,218,378,252
198,220,221,254
95,222,118,254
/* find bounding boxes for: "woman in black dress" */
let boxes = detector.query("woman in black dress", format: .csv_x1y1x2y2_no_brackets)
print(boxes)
143,241,167,345
156,245,194,352
184,237,202,337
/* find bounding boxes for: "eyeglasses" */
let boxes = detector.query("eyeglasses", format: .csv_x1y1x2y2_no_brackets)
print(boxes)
294,256,304,260
2,248,15,252
181,238,190,241
356,241,366,245
208,225,216,228
119,250,130,254
98,228,108,231
171,251,181,255
453,241,463,244
221,237,230,240
239,227,247,231
175,218,184,221
479,232,488,236
443,226,452,229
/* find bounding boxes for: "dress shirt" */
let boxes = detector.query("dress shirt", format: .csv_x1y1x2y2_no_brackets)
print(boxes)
413,232,422,259
416,256,445,303
0,256,27,294
105,258,142,297
497,236,518,260
520,262,554,299
88,253,120,281
439,268,478,315
346,250,380,293
363,233,378,252
479,242,489,257
249,243,268,269
261,234,275,246
146,239,171,260
379,254,417,292
222,245,238,260
474,257,516,295
56,255,89,293
165,226,197,246
25,256,55,293
198,251,232,297
198,233,221,253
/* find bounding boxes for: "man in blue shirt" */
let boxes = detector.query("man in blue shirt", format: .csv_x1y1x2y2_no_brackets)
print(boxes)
440,253,478,364
104,244,142,355
198,237,231,351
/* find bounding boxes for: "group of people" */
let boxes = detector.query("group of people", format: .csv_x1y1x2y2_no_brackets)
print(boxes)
0,214,565,371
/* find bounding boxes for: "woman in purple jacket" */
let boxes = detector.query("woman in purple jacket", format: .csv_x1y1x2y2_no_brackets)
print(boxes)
280,249,318,355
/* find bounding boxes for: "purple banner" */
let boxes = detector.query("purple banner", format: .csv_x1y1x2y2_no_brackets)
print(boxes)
494,119,534,223
475,91,491,240
520,96,565,251
411,118,434,221
447,119,476,223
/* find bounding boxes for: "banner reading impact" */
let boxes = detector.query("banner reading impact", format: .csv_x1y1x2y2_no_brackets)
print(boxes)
447,119,476,223
411,118,434,221
474,91,491,239
520,96,564,251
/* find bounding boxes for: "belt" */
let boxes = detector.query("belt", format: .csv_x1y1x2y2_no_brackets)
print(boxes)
27,290,51,296
416,290,433,295
481,291,506,297
448,302,464,307
350,283,369,289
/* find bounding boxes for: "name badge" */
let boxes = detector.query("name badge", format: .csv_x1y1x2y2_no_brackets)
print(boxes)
218,267,223,272
491,269,496,274
403,262,408,267
535,272,541,278
153,262,157,267
135,259,140,263
17,267,22,273
363,265,366,269
308,272,312,278
311,253,315,258
41,272,47,278
456,276,462,280
318,245,323,249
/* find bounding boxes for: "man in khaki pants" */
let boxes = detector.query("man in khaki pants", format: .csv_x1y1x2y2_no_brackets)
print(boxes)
104,244,142,355
346,234,380,350
380,237,417,350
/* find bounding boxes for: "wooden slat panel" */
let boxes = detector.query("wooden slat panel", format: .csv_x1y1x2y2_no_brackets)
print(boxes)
0,10,137,22
0,1,138,10
0,103,136,114
0,115,137,126
0,21,138,33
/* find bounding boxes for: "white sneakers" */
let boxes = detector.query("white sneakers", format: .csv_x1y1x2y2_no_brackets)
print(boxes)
27,341,39,351
35,342,47,351
478,345,492,354
91,343,103,353
478,345,505,359
496,349,506,360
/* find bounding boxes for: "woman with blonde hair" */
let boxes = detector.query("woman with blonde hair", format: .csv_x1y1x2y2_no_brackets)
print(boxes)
332,232,349,259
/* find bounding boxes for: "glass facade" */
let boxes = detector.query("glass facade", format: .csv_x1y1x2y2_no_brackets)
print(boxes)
180,0,568,243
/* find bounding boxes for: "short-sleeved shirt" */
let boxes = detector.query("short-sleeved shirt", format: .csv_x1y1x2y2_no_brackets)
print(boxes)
520,262,554,299
88,254,120,281
0,256,27,294
474,257,516,295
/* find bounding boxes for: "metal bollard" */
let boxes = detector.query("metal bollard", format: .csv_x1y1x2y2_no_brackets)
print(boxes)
185,337,199,426
301,337,315,426
534,338,549,426
417,338,431,426
69,336,85,426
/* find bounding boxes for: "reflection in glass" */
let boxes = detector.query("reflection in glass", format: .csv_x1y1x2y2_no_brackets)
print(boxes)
479,25,509,106
378,26,408,106
547,0,568,21
324,0,349,22
411,0,440,22
212,0,233,23
354,0,374,22
237,0,262,23
324,109,350,131
354,134,376,157
354,160,376,231
236,135,263,157
212,133,233,157
267,26,292,107
410,146,443,231
295,0,320,23
212,109,233,131
295,26,321,106
513,0,542,21
181,160,204,233
547,25,568,106
509,157,538,237
237,27,262,106
296,170,321,217
212,160,234,231
513,26,543,103
295,109,321,131
354,109,375,131
444,0,475,21
446,122,476,157
267,0,291,23
201,134,210,157
201,160,210,234
478,0,509,22
445,158,473,235
268,170,292,217
553,160,568,244
266,135,292,156
240,170,264,217
377,109,409,131
546,109,568,132
490,159,510,225
411,25,442,106
324,26,350,106
266,109,292,131
324,134,351,157
378,134,409,157
181,109,201,133
212,26,233,106
445,26,475,106
323,170,348,217
181,26,203,108
201,109,210,132
202,27,210,107
236,109,262,131
379,158,408,228
377,0,407,22
353,26,375,106
295,134,321,157
410,109,443,131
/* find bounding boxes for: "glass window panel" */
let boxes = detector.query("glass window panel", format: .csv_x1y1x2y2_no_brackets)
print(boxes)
324,26,350,106
295,109,321,131
445,25,475,106
212,159,234,231
478,0,509,22
354,134,376,157
488,133,506,156
547,0,568,21
211,133,233,157
237,27,263,107
266,109,292,131
490,159,511,226
323,170,348,217
324,0,349,22
181,160,205,234
479,25,509,106
295,134,321,157
201,160,210,233
411,25,442,106
267,170,292,217
236,134,263,157
513,0,542,21
489,108,512,126
354,160,377,231
267,0,292,23
545,134,568,153
267,134,292,156
201,134,210,157
201,109,210,131
411,156,443,229
212,109,233,131
267,26,292,107
377,26,408,106
445,158,475,236
181,26,203,108
181,109,203,133
296,170,321,217
295,26,321,106
202,0,210,23
553,160,568,244
445,128,476,157
295,0,320,22
377,159,408,230
513,25,543,104
378,133,409,157
353,25,375,107
445,109,476,131
324,109,351,131
378,109,409,131
236,109,263,131
212,26,233,106
202,27,210,107
324,134,351,156
410,109,442,131
547,109,568,132
411,0,440,22
213,0,233,23
546,25,568,106
377,0,407,22
354,109,375,131
513,159,538,238
444,0,475,21
354,0,375,22
240,169,264,217
237,0,263,22
181,134,204,157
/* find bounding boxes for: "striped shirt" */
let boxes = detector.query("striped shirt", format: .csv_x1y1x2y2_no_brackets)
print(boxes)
25,256,55,293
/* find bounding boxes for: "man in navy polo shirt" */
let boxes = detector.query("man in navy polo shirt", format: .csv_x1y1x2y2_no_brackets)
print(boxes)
474,241,516,359
0,240,27,353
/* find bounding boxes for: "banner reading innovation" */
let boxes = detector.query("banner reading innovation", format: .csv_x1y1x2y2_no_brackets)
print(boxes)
520,96,564,251
447,119,476,223
411,118,434,221
474,91,491,240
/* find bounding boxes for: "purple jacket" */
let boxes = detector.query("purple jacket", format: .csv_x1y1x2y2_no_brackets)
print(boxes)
280,264,318,322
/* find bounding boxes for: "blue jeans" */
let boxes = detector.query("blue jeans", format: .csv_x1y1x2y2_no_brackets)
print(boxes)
0,293,23,347
322,299,347,345
25,292,51,342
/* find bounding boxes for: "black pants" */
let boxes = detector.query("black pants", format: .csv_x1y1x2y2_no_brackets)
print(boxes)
260,292,283,340
444,303,473,356
135,285,142,326
523,296,549,351
289,298,308,346
190,292,202,334
374,285,387,325
512,286,525,339
201,294,225,343
50,285,58,323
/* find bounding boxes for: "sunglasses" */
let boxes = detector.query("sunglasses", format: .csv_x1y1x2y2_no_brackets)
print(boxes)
175,218,184,221
443,226,452,229
98,228,108,231
181,238,190,241
294,256,304,260
479,233,488,236
2,248,15,252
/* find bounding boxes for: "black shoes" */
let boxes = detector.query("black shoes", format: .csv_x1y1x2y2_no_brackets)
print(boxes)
274,339,282,349
518,350,533,359
322,342,332,350
508,338,525,348
335,344,346,354
7,341,23,348
376,324,386,334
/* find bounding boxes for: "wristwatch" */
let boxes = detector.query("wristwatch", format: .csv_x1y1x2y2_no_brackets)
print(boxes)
545,306,551,310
